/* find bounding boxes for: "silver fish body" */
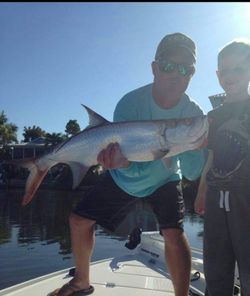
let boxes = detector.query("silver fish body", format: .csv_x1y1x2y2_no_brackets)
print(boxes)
49,117,207,164
21,105,209,206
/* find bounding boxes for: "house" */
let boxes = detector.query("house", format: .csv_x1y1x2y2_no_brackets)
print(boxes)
7,137,52,160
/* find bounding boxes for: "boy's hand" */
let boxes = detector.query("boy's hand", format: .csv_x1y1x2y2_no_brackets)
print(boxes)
97,142,130,169
194,193,206,215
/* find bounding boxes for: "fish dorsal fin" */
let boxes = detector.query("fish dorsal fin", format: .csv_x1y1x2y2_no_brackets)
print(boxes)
81,104,110,128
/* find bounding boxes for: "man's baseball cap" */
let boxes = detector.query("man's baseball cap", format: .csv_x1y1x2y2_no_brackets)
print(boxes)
155,32,196,61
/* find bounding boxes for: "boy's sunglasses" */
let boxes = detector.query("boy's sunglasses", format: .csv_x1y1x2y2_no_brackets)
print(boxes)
156,59,194,77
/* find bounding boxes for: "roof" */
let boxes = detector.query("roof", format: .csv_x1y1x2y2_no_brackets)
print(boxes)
7,137,49,148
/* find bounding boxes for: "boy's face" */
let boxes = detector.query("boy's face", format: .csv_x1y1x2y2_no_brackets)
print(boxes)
217,52,250,99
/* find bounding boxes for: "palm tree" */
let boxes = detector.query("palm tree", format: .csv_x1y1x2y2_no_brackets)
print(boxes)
45,132,66,148
0,111,18,146
22,126,46,142
65,120,80,137
0,111,18,160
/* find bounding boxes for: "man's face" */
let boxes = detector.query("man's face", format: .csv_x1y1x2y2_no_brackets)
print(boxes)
217,52,250,98
152,47,195,104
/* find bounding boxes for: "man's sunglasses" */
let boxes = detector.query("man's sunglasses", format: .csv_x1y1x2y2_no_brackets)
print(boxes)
156,59,194,77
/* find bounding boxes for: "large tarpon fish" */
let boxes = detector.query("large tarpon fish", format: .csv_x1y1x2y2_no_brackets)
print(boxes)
18,104,209,206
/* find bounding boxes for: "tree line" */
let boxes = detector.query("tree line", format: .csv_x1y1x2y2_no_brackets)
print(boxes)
0,110,81,154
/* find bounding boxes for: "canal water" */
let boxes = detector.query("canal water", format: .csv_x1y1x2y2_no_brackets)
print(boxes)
0,187,204,290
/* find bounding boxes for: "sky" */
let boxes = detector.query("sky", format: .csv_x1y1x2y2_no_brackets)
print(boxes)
1,2,250,142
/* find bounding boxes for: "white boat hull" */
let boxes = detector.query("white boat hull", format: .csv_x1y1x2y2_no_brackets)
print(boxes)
0,232,206,296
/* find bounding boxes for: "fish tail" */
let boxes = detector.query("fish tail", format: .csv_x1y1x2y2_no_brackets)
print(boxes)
21,160,50,206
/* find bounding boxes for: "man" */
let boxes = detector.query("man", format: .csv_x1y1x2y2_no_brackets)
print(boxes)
50,32,206,296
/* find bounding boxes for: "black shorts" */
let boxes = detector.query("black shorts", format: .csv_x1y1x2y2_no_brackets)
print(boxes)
73,171,184,232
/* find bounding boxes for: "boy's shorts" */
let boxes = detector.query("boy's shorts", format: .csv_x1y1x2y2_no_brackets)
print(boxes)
73,171,184,232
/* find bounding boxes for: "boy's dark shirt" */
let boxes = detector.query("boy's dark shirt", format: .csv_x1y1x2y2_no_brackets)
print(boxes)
206,99,250,189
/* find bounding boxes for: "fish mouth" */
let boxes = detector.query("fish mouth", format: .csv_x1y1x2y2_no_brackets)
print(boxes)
189,117,209,146
191,119,208,139
188,130,208,147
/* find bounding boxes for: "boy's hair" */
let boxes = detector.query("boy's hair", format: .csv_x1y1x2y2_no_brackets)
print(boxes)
218,38,250,64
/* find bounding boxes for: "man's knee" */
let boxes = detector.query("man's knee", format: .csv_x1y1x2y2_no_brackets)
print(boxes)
69,213,95,228
162,228,187,247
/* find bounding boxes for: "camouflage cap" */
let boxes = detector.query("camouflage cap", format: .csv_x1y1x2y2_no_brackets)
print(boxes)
155,32,196,61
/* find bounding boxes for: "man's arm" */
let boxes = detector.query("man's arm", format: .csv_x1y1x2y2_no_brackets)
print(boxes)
97,142,130,169
97,92,140,170
178,147,207,182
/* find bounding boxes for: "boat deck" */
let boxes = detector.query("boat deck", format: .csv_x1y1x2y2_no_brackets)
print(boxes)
0,232,205,296
0,255,175,296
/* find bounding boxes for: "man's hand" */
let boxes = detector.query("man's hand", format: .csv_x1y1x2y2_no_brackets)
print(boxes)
198,137,208,149
97,142,130,169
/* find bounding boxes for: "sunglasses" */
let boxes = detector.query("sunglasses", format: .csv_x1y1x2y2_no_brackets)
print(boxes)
156,59,194,77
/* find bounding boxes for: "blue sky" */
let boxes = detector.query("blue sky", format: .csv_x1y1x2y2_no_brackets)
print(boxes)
1,2,250,142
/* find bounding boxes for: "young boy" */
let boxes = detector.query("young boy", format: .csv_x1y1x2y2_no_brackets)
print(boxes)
195,38,250,295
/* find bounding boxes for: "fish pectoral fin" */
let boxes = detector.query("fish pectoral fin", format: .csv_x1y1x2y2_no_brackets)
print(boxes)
67,162,89,189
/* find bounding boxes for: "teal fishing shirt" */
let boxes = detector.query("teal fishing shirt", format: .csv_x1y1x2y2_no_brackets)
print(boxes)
109,83,206,197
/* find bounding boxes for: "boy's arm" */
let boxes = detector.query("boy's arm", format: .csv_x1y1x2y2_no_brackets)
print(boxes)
194,150,213,215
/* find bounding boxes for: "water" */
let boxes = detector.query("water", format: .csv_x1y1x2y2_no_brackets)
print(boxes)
0,188,204,290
